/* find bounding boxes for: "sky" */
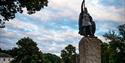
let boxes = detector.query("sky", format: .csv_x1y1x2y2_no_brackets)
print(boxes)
0,0,125,56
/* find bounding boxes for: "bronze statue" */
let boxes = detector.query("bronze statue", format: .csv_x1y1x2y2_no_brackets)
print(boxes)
78,0,96,37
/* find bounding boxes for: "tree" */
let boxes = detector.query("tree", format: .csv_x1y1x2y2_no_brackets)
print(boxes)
42,53,61,63
0,48,2,52
8,47,19,57
61,44,77,63
101,43,110,63
0,47,19,57
11,37,43,63
0,0,48,28
102,24,125,63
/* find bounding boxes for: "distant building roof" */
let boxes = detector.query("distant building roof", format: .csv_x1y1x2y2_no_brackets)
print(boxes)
0,53,11,57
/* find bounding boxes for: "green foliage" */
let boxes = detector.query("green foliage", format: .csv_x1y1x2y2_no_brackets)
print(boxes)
9,47,19,57
10,37,43,63
42,53,61,63
118,24,125,40
101,43,110,63
16,37,39,53
1,37,62,63
61,44,77,63
0,0,48,28
102,24,125,63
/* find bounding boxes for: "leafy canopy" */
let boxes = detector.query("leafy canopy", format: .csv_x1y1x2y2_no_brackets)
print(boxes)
0,0,48,28
11,37,43,63
102,24,125,63
61,44,77,63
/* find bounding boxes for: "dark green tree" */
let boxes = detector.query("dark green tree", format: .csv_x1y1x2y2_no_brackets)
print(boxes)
11,37,43,63
0,47,19,57
42,53,61,63
101,43,110,63
61,44,77,63
0,0,48,28
102,24,125,63
0,48,2,52
8,47,19,57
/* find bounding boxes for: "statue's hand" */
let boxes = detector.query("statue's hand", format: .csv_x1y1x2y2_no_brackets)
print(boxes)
83,0,85,3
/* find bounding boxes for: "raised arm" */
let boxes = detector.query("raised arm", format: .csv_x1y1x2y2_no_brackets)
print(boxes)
81,0,85,12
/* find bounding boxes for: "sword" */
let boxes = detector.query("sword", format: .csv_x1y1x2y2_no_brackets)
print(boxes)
81,0,86,12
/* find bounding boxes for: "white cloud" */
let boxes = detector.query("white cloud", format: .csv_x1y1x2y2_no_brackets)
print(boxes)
26,0,125,23
1,17,81,55
88,3,125,23
97,35,110,43
7,19,38,31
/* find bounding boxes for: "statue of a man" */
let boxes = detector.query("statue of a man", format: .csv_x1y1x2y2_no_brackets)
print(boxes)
78,0,96,37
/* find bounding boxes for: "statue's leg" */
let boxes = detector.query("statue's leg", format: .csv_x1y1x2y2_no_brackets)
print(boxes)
85,26,88,36
91,21,96,36
83,26,87,37
87,26,91,36
90,26,94,36
81,27,84,35
79,26,84,36
86,26,90,37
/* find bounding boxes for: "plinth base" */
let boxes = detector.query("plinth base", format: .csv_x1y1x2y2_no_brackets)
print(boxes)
79,37,102,63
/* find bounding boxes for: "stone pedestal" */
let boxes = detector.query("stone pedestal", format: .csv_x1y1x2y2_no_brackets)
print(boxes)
79,37,102,63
